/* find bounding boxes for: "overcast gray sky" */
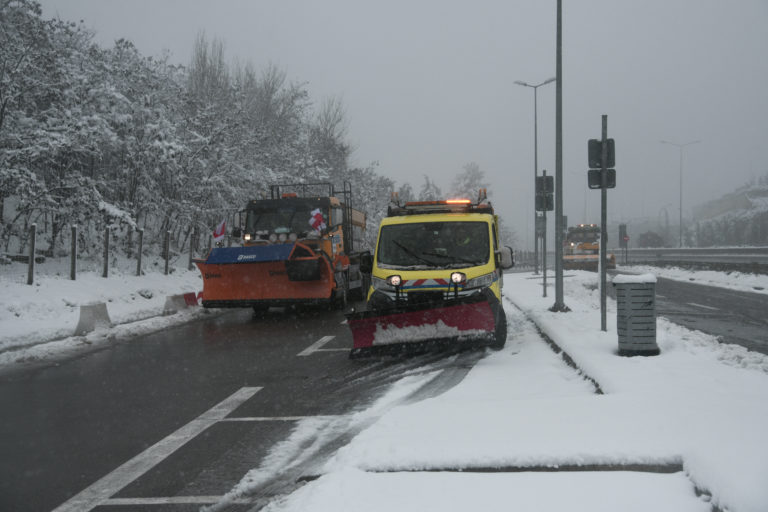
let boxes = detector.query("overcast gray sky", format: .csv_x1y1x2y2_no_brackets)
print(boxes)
38,0,768,249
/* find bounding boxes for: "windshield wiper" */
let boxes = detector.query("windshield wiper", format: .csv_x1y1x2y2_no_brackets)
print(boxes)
393,241,441,266
421,251,483,266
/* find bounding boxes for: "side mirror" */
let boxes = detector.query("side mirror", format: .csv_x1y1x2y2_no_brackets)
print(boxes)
499,246,514,269
231,227,242,239
359,251,373,274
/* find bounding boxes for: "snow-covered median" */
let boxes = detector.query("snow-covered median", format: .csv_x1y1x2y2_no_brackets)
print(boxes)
256,270,768,512
0,265,206,366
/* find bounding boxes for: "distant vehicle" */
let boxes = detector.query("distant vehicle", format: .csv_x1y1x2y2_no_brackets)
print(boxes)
195,182,369,311
563,223,616,271
346,189,514,357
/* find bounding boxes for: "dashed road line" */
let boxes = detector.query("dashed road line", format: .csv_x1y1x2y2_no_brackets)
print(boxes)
688,302,719,311
298,335,336,356
52,387,262,512
220,415,342,422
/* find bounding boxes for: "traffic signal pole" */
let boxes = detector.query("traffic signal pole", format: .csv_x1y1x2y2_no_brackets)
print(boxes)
600,115,608,332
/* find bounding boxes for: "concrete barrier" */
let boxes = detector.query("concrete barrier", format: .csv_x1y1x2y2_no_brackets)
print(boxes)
163,292,201,315
74,303,112,336
163,294,188,315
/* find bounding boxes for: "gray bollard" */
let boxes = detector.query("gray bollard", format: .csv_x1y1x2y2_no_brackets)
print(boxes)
612,273,659,356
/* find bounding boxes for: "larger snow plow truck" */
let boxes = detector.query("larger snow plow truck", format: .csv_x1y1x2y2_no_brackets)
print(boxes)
195,182,369,311
346,190,514,357
563,223,616,271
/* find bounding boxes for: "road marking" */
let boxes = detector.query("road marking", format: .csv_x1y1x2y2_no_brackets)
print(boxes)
298,335,336,356
316,348,349,352
688,302,719,311
340,319,348,324
220,415,342,422
52,387,262,512
103,496,251,505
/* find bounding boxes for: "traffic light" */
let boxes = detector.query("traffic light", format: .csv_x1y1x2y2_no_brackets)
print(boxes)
619,223,628,248
588,138,615,168
536,174,554,212
588,169,616,189
535,194,554,211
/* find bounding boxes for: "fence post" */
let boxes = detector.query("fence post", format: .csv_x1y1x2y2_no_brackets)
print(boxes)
70,225,77,281
188,226,197,271
27,223,36,285
164,230,170,275
102,226,110,278
136,228,144,276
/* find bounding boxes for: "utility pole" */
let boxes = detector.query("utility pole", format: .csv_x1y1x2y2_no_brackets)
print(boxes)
660,139,700,248
515,77,555,275
552,0,568,312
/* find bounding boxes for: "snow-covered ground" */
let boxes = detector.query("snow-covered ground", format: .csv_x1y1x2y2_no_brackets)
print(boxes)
620,263,768,294
229,270,767,512
2,263,767,511
0,258,207,367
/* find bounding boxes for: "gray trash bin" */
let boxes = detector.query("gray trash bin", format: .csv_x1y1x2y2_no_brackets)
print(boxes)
612,273,659,356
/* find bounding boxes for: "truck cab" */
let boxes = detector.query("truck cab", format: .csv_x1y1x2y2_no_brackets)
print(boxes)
347,190,514,355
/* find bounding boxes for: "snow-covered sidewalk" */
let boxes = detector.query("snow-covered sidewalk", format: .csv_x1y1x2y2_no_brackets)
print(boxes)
253,271,768,512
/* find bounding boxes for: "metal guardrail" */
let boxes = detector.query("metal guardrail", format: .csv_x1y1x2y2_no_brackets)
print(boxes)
614,246,768,273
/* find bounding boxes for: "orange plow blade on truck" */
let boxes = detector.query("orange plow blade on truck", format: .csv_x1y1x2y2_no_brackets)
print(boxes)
346,295,496,358
195,242,335,308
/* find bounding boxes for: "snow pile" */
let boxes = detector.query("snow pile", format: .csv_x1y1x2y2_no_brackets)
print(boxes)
0,265,206,366
373,320,487,345
260,270,768,512
622,264,768,294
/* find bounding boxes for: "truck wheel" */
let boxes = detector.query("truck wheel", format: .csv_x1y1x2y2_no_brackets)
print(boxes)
489,305,507,350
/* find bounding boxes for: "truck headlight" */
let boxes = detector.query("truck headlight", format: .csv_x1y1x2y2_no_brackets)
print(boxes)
450,272,466,284
386,275,402,287
244,233,252,241
465,272,494,289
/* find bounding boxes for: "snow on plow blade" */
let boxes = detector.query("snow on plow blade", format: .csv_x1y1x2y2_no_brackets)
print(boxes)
346,295,495,357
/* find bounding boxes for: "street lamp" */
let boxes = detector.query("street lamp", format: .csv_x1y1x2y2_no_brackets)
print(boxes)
515,76,555,274
660,139,700,247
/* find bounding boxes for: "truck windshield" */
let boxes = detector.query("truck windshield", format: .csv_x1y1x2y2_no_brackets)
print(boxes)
377,221,489,268
245,207,327,236
567,228,600,244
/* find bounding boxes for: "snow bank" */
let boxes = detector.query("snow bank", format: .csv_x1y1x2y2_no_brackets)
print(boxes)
0,264,206,366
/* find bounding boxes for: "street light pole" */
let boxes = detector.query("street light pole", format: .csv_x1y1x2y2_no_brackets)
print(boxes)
660,139,700,247
515,76,555,275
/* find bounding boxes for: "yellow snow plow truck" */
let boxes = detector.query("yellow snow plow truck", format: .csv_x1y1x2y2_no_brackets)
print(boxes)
346,190,514,357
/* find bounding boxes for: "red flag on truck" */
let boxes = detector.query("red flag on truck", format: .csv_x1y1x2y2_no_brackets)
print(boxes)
213,220,226,242
309,208,326,232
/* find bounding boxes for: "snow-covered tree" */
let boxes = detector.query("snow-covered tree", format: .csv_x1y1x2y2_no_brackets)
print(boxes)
450,161,489,199
418,175,442,201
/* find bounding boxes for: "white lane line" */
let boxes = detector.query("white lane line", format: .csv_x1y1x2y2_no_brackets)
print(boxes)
340,319,348,324
220,415,342,422
103,496,250,505
688,302,719,311
52,387,262,512
297,335,336,356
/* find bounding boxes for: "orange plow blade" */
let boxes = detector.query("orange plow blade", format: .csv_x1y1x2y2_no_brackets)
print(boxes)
195,243,334,307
